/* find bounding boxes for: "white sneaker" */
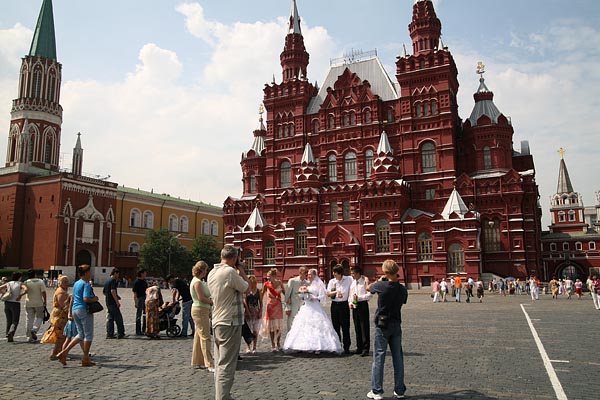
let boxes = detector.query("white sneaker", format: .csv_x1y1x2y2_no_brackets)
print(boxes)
207,367,215,373
367,391,383,400
394,392,405,399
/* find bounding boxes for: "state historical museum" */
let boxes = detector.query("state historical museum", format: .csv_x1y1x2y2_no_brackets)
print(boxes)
224,0,542,286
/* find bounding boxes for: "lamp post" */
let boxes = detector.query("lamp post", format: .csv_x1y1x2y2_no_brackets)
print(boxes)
168,233,182,276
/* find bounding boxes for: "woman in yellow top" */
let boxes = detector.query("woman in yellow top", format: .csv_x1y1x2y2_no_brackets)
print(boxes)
41,275,71,359
190,261,214,372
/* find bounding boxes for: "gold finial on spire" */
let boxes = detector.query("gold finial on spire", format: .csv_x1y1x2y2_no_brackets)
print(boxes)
558,147,566,159
258,104,264,116
476,61,485,78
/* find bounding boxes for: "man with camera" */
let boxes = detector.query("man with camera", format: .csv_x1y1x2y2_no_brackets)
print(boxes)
207,245,249,400
365,260,408,400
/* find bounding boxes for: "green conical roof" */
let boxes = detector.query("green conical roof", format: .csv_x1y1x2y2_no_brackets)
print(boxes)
29,0,57,60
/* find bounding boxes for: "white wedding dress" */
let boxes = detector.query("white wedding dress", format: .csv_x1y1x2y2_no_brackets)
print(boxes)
282,277,342,354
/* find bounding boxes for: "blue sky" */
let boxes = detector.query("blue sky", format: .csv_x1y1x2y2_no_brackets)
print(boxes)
1,0,599,228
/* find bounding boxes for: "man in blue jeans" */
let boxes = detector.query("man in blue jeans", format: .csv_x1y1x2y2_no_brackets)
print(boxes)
104,268,126,339
366,260,408,400
131,269,148,336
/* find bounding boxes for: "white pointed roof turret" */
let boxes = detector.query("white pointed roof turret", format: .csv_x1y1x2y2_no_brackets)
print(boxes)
377,130,393,155
441,187,469,220
244,206,267,231
301,142,315,164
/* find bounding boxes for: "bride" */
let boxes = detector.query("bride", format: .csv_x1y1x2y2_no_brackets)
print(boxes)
282,268,342,354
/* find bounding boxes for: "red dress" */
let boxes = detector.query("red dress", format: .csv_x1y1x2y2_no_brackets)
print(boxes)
261,281,283,336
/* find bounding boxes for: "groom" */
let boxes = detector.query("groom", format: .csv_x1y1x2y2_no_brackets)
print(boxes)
284,266,308,331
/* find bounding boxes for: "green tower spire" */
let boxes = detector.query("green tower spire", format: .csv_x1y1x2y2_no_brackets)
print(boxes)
28,0,57,60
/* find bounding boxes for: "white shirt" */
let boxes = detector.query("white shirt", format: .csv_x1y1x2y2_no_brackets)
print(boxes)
327,275,352,302
24,278,45,307
348,276,371,307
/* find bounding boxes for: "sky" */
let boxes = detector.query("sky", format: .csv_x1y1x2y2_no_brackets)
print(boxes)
1,0,599,229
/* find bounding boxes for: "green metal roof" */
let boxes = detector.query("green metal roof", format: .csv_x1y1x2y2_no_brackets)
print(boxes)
29,0,57,60
118,185,222,211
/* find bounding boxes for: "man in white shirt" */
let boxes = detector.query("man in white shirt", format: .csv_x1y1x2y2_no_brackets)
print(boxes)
349,266,371,356
207,246,249,400
22,269,46,343
327,264,352,354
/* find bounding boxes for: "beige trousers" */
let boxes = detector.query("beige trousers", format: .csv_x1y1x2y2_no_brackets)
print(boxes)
191,306,213,368
213,324,242,400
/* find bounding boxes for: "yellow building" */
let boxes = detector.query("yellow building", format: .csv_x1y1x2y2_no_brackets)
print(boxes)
114,186,223,277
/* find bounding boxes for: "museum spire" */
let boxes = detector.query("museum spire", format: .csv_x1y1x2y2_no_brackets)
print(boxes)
29,0,57,60
280,0,309,83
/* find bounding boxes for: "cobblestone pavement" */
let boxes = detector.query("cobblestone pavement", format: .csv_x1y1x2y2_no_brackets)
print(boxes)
1,288,598,400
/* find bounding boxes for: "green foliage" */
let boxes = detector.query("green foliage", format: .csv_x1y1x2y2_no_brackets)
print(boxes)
139,229,190,278
190,235,221,270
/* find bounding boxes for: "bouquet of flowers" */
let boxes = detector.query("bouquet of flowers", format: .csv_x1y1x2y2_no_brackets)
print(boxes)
297,285,310,301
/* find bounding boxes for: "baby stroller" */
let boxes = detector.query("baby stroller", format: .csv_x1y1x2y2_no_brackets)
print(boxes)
158,301,182,337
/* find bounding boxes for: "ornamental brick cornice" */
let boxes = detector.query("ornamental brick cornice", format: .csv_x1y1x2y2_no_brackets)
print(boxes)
62,181,118,199
11,98,63,119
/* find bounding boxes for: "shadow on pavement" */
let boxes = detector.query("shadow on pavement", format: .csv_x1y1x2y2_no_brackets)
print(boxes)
407,390,497,399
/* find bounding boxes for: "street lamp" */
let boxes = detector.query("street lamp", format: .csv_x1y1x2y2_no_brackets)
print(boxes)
168,233,182,276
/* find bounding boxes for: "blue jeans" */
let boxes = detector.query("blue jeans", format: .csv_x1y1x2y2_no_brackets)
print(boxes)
106,304,125,337
181,300,195,336
371,320,406,396
455,288,461,302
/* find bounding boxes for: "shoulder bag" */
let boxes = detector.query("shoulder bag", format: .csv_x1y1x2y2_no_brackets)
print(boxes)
87,301,104,314
1,282,13,301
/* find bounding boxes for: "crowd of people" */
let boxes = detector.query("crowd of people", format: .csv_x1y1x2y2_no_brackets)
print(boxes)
5,254,600,399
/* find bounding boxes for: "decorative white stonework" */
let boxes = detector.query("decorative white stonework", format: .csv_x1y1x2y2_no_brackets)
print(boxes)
74,195,105,221
62,181,117,199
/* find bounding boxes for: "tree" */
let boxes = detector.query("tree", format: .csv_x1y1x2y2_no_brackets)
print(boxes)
190,234,221,270
139,229,190,278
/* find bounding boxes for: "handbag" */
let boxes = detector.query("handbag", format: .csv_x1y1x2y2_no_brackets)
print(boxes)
43,306,51,323
375,314,389,329
87,301,104,314
0,282,13,301
241,321,255,345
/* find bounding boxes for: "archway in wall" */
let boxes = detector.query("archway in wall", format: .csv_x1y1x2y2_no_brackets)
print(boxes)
340,259,350,275
558,262,585,281
76,249,93,267
326,259,338,281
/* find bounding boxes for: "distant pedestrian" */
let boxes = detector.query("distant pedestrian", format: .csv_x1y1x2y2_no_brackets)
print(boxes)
454,276,462,302
22,269,47,343
549,277,559,300
190,261,214,372
591,276,600,310
261,268,285,352
575,279,583,299
104,268,126,339
366,260,408,400
41,275,70,359
530,276,539,300
1,272,23,342
132,269,148,336
145,285,163,339
565,278,573,300
440,279,448,302
327,264,352,354
243,275,261,354
432,278,441,303
207,245,249,400
465,282,472,303
476,280,484,303
167,275,195,337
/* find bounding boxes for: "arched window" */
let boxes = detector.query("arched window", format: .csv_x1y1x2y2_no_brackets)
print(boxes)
483,219,501,252
130,209,141,227
343,201,351,221
211,221,219,236
575,242,583,251
417,232,433,261
589,241,596,250
376,219,390,253
278,125,283,138
448,243,464,273
27,138,34,162
280,161,291,188
387,108,394,123
249,173,256,193
169,215,178,232
344,152,357,181
47,72,56,101
568,210,576,222
430,100,437,115
350,111,356,126
421,142,437,172
264,241,275,265
143,211,154,229
202,219,210,235
312,119,319,133
180,216,189,233
243,252,254,276
558,211,566,222
328,154,337,182
483,146,492,169
423,101,430,116
295,224,307,256
343,114,350,127
416,103,422,117
328,114,335,129
44,139,52,163
365,149,374,179
364,110,372,124
563,242,569,251
128,242,140,254
32,68,42,98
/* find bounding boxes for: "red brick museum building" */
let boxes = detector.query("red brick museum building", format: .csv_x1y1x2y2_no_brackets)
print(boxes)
224,0,543,286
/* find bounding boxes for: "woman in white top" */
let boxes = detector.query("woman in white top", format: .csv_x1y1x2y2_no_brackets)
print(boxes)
283,268,342,354
1,272,23,342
